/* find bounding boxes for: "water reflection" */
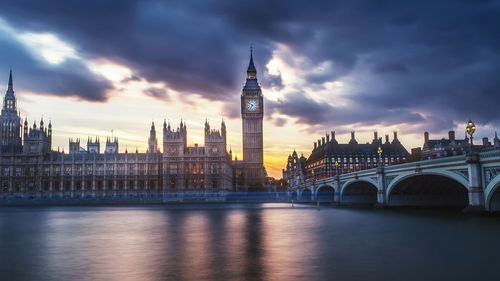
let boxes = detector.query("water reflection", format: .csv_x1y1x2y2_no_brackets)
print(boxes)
1,205,500,281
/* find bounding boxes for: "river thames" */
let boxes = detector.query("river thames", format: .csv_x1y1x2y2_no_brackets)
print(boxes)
0,204,499,281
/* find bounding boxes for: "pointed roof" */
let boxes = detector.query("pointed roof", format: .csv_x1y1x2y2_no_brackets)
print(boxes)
7,69,13,93
247,46,256,73
349,131,358,145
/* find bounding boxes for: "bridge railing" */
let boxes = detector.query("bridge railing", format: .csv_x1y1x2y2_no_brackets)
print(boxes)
304,154,471,185
479,150,500,160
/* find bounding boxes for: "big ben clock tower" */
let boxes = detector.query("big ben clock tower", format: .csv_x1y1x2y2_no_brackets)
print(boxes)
241,48,265,189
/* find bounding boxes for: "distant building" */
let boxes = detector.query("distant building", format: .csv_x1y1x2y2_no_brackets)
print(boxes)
282,150,306,189
162,119,233,194
0,70,241,200
421,130,500,160
298,131,409,185
0,70,22,153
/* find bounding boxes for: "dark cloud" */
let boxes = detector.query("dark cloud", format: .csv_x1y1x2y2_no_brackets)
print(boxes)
272,117,287,127
0,0,499,132
268,92,425,131
0,28,112,101
373,62,409,74
144,87,169,100
121,75,141,83
262,71,284,90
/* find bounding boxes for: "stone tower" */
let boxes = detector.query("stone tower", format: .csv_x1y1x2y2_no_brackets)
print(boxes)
241,48,265,188
148,121,158,153
162,120,187,190
0,70,22,151
104,137,119,154
87,137,100,153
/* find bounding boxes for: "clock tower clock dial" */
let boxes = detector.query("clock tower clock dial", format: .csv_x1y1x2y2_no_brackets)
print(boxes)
245,99,258,112
241,47,265,189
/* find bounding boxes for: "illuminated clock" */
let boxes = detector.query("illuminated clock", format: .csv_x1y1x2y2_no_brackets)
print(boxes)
246,99,258,112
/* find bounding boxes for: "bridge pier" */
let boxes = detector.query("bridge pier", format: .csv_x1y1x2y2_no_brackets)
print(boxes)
333,175,340,203
312,182,316,201
466,153,485,211
376,164,386,206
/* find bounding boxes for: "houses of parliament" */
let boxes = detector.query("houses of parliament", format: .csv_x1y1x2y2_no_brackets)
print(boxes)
0,52,266,200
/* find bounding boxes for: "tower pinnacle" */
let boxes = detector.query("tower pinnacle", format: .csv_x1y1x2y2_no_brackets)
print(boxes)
7,69,13,93
247,46,257,75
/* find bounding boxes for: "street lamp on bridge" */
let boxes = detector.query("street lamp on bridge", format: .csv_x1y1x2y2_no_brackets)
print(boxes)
378,146,383,166
466,120,476,153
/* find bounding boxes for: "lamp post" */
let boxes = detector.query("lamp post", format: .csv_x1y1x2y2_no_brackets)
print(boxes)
378,146,383,166
326,153,331,177
334,160,339,176
466,120,476,153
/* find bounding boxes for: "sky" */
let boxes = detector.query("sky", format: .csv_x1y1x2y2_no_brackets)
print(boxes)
0,0,499,178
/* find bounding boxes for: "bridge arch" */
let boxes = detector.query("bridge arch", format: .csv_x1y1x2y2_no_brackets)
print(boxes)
315,184,335,202
386,172,468,207
386,170,469,197
485,175,500,212
340,179,378,205
299,187,313,201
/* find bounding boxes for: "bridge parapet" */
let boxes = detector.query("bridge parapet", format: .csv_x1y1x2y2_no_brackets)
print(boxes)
297,152,500,211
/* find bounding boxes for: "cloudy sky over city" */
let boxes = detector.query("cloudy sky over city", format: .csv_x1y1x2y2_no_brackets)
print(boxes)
0,0,499,177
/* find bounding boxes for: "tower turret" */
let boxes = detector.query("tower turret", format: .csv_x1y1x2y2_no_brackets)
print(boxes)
105,136,119,154
69,138,81,154
204,118,210,134
87,136,100,153
221,118,227,146
0,69,22,150
148,121,158,153
349,131,358,145
246,46,257,79
23,118,28,136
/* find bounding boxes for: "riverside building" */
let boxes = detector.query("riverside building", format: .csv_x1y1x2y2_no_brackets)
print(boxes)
284,131,410,189
0,51,265,200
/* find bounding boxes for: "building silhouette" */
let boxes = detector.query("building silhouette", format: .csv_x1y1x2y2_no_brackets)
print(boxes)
240,47,266,189
284,131,410,189
0,56,264,199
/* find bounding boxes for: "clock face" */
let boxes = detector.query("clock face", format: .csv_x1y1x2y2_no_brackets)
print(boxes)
246,99,258,112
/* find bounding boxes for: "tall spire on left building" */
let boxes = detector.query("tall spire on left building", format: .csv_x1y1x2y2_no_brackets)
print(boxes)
1,69,22,149
3,69,17,112
7,68,13,94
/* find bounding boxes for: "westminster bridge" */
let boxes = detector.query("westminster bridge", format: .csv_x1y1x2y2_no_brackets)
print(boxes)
294,150,500,212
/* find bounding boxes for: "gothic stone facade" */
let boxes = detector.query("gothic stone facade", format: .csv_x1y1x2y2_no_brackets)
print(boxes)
282,150,307,189
0,71,234,200
240,48,266,189
303,131,410,183
162,119,233,196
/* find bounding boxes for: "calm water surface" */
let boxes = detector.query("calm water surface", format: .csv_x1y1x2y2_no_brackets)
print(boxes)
0,204,499,281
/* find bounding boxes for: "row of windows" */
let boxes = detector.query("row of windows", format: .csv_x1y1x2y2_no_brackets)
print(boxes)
0,180,160,192
1,166,159,177
307,156,406,169
169,163,222,175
